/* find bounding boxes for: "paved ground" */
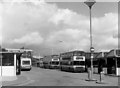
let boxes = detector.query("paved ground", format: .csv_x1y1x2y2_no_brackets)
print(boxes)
2,67,119,86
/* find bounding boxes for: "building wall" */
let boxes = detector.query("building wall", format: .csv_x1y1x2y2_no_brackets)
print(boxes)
93,67,107,74
0,66,16,76
103,68,107,74
93,67,98,73
116,68,120,76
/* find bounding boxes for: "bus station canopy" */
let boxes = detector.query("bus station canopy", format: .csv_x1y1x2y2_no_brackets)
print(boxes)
95,52,109,59
85,52,100,60
106,49,120,58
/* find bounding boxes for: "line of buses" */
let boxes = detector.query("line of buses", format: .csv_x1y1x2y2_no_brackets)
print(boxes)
36,49,120,76
2,47,119,75
38,51,86,72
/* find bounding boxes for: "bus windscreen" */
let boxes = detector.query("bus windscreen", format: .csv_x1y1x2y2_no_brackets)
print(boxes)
22,61,30,65
51,62,59,65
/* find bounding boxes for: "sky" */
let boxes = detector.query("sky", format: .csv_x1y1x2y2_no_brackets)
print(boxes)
0,0,119,56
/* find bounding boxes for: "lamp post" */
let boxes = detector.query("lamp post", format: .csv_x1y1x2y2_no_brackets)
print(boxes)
0,46,2,87
51,48,53,55
57,40,63,54
84,0,96,81
0,56,1,73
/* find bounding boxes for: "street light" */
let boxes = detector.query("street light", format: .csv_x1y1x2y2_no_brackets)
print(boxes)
57,40,64,54
0,46,2,87
84,0,96,81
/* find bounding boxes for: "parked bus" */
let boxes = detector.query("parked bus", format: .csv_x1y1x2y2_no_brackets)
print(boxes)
43,55,51,69
60,51,85,72
49,55,60,69
32,56,43,67
43,55,60,69
20,49,33,71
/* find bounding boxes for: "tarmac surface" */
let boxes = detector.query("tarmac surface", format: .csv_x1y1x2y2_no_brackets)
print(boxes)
1,67,119,86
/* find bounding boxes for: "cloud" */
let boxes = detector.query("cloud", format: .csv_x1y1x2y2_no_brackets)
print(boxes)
47,12,118,52
46,28,89,51
93,13,118,34
12,32,43,45
1,1,118,55
92,13,118,51
2,0,57,43
49,8,88,28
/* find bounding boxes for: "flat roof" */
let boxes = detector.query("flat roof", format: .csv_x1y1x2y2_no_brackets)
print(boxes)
0,51,22,54
95,52,109,58
107,49,120,57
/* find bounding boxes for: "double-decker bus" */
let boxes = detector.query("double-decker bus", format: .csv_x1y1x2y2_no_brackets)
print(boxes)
32,56,43,67
43,55,60,69
49,55,60,69
20,49,33,71
60,50,85,72
43,55,52,69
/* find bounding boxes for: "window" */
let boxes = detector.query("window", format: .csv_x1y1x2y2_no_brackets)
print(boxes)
21,54,31,58
80,61,85,65
62,57,71,60
51,61,59,65
43,62,48,64
73,61,85,65
21,51,32,58
60,61,69,65
22,61,30,65
76,56,83,60
2,53,14,66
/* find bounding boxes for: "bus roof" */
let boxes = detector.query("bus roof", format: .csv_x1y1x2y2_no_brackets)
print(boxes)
60,50,85,57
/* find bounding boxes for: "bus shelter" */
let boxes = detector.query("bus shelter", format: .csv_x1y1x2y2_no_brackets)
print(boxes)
0,51,21,76
95,52,108,74
85,52,100,73
106,49,120,76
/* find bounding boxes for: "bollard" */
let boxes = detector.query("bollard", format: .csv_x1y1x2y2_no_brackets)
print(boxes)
100,71,103,82
85,68,96,81
88,69,91,80
96,71,106,84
